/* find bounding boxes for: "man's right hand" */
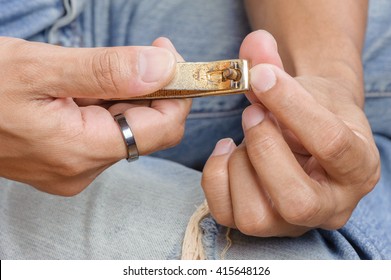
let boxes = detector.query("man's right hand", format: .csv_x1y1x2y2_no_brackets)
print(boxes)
0,36,190,195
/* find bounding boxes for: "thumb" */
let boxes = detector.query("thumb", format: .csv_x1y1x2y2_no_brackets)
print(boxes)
239,30,284,104
22,40,177,99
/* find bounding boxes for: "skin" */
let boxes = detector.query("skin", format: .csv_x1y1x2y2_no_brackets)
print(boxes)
202,0,381,236
0,1,379,238
0,37,190,196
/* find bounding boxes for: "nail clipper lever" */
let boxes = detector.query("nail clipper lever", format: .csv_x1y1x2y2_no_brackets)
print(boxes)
114,59,249,100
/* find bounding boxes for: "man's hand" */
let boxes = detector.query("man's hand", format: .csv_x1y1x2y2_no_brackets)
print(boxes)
202,31,380,236
0,36,190,195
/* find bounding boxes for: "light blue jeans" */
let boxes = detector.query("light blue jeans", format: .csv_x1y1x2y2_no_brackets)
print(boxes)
0,0,390,259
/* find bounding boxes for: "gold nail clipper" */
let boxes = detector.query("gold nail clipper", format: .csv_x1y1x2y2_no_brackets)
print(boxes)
115,59,249,100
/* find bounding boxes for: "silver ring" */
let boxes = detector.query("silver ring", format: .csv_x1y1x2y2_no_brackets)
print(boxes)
114,113,139,162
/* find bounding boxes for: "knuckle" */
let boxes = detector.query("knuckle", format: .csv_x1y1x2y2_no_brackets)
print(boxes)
247,135,279,160
201,167,224,188
162,121,185,148
367,149,381,190
279,191,322,225
322,208,354,230
370,161,381,187
228,147,247,169
269,89,297,115
0,36,15,46
171,125,185,146
37,181,86,197
316,123,351,161
60,165,82,178
236,216,269,237
347,140,380,194
172,123,186,146
201,167,229,198
212,212,234,229
91,49,123,97
160,110,187,148
323,213,351,230
0,37,27,53
55,158,84,178
359,161,381,196
3,40,41,86
55,182,88,197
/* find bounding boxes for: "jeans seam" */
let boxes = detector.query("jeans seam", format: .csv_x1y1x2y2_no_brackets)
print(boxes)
365,92,391,98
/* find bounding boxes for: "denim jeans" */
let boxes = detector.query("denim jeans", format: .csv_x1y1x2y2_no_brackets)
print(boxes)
0,0,390,259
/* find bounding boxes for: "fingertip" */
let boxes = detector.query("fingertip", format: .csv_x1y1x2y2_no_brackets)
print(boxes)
242,30,278,52
152,37,175,50
211,138,236,157
239,30,283,69
152,37,184,62
250,64,277,94
242,104,266,131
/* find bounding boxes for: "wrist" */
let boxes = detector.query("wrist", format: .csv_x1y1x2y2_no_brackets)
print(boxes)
283,39,365,107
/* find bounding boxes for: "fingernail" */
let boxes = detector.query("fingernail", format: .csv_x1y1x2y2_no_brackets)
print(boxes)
139,48,176,83
250,64,276,93
242,105,265,130
211,138,235,156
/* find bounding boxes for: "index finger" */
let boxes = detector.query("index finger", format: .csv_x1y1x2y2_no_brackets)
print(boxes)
249,64,371,181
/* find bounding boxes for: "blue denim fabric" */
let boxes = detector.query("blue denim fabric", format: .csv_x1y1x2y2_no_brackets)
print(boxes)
0,0,390,259
0,158,205,259
356,0,391,260
0,0,64,39
363,0,391,96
